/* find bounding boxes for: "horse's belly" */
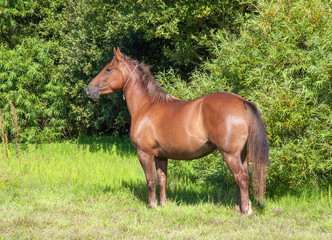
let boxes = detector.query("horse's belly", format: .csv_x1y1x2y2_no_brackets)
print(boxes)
156,140,216,160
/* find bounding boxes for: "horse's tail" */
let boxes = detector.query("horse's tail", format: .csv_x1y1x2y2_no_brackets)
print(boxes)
244,101,269,205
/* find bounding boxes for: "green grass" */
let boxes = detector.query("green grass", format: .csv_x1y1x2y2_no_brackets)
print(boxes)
0,136,331,239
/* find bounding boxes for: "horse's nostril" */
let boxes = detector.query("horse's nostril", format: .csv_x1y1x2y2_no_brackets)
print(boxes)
86,87,90,96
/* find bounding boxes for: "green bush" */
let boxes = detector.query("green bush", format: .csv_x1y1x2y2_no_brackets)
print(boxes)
157,0,331,192
0,38,66,142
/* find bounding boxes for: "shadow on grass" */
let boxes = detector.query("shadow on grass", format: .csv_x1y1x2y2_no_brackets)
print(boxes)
116,178,271,214
115,179,237,208
77,135,136,155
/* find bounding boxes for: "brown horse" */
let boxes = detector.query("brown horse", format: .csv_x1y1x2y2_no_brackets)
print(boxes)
86,48,269,215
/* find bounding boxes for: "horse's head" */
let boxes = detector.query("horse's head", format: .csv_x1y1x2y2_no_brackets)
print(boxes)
86,47,129,100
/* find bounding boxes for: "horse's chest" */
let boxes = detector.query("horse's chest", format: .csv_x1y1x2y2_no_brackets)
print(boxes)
130,119,159,155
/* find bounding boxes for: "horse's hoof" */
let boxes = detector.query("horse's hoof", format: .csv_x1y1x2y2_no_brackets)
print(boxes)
242,200,254,216
160,200,167,207
234,204,241,214
247,207,253,216
148,202,157,209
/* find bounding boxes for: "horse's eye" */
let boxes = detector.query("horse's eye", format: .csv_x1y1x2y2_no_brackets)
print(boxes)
105,68,113,73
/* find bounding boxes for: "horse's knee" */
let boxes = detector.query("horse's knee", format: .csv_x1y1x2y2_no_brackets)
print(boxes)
147,180,156,191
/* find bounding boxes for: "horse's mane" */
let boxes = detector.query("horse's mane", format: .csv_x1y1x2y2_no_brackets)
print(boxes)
124,56,181,103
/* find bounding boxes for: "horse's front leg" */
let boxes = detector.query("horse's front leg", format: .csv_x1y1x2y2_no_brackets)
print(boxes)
155,157,168,206
137,149,157,208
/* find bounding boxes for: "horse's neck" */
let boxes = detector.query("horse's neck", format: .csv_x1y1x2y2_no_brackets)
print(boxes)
124,80,153,118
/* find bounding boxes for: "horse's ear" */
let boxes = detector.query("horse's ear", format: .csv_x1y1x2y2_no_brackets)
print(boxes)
114,47,123,61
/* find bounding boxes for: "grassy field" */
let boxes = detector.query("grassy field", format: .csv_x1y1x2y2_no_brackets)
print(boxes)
0,136,331,239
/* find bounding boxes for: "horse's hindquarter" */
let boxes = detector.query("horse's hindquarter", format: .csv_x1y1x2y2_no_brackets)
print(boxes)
201,92,249,154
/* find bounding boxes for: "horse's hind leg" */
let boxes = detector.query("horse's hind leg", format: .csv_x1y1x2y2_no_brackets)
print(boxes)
221,151,252,215
155,157,168,206
235,147,249,213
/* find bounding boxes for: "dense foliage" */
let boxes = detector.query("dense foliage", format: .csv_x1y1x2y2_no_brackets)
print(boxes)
0,0,331,191
159,0,332,192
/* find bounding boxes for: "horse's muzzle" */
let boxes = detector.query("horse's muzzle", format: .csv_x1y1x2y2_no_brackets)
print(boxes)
86,86,99,100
